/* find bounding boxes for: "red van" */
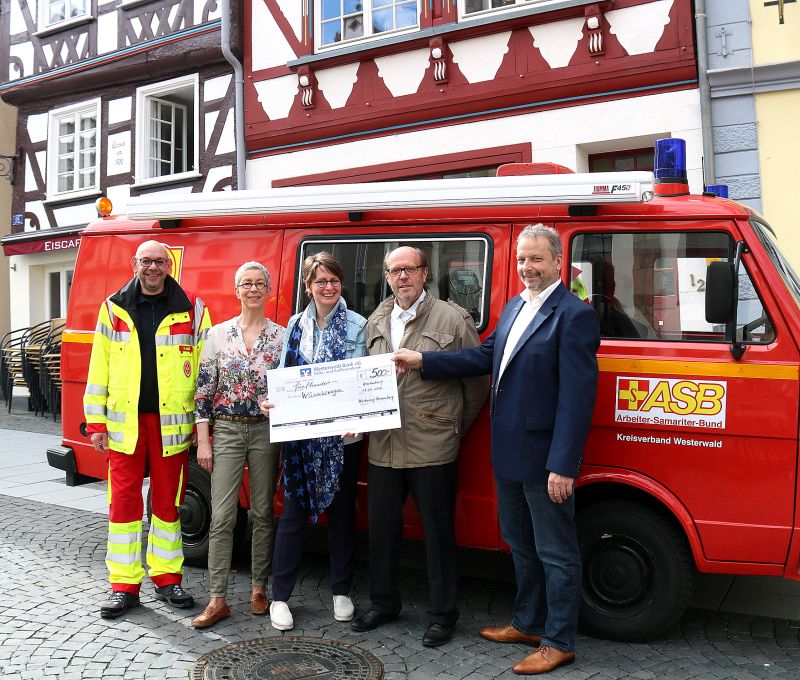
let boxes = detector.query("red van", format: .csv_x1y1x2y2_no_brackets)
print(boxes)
48,153,800,641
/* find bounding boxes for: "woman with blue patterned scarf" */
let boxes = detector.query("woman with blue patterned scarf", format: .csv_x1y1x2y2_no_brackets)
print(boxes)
260,252,367,631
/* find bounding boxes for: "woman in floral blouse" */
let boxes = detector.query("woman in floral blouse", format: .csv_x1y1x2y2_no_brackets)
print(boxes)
260,252,367,631
190,261,285,629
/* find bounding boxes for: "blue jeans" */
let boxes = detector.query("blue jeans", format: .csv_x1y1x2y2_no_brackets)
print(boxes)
495,478,581,653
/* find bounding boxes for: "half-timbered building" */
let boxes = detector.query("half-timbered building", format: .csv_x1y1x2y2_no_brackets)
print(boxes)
245,0,701,189
0,0,240,329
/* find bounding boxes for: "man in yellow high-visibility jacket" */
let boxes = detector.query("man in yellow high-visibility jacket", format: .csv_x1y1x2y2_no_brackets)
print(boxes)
85,240,211,619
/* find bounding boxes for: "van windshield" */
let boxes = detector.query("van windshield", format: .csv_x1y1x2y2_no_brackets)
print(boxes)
751,218,800,308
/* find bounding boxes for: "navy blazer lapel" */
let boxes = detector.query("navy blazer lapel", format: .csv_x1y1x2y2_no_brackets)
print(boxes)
504,283,567,370
493,297,525,376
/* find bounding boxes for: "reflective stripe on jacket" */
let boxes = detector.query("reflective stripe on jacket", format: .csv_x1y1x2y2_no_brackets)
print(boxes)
84,277,211,457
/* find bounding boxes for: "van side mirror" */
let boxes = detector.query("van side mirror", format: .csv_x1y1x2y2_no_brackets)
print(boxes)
705,261,735,324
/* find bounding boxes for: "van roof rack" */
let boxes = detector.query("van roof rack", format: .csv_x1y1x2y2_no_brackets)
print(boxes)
126,172,655,221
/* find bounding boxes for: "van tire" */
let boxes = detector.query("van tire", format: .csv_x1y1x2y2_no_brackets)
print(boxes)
577,500,694,641
145,457,247,566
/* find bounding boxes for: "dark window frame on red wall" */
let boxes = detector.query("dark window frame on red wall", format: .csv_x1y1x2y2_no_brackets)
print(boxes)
271,143,532,187
588,147,654,173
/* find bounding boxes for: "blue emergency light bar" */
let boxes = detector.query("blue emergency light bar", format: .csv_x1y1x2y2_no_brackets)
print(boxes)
654,138,687,183
705,184,729,198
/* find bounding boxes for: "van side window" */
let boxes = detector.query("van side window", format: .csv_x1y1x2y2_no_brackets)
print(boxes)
570,232,774,344
297,237,490,329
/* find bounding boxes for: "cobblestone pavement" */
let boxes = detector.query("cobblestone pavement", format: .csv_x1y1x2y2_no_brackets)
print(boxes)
2,493,800,680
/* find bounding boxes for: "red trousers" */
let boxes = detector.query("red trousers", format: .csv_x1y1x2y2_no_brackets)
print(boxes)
107,413,188,593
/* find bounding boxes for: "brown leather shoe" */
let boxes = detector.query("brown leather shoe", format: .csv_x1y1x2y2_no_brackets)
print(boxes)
480,624,541,646
191,603,231,629
250,591,269,616
512,645,576,675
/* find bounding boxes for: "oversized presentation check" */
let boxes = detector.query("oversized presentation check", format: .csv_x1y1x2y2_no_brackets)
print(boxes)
266,353,401,443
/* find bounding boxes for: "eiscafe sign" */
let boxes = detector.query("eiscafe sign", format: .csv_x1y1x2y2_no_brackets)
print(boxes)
3,235,81,256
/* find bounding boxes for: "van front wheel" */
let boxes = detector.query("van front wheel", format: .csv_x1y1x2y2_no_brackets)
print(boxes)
577,500,694,641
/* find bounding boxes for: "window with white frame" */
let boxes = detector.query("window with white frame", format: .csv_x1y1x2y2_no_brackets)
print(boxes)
47,99,100,198
47,266,74,319
135,75,198,184
461,0,561,17
318,0,419,48
41,0,89,27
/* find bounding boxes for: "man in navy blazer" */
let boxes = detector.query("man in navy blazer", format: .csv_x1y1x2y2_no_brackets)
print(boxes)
393,224,599,675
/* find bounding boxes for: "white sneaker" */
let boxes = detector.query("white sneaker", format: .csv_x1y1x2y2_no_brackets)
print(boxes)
270,600,294,630
333,595,354,622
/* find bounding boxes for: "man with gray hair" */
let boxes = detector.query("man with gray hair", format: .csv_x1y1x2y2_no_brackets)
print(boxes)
393,225,600,673
352,245,488,647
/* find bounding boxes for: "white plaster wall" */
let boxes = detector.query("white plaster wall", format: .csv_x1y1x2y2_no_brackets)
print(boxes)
276,0,303,42
247,88,703,193
529,18,584,69
9,251,78,330
606,0,674,56
9,42,33,80
316,63,360,109
374,50,430,97
97,11,118,55
251,0,298,71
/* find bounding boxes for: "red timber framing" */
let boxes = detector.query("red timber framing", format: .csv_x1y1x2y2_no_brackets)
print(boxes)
271,143,533,187
244,0,698,154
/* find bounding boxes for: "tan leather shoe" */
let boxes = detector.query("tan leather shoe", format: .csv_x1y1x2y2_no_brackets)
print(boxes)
191,603,231,629
479,624,541,646
251,591,269,616
512,646,576,675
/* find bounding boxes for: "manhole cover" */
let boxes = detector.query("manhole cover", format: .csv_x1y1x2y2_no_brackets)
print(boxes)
192,636,384,680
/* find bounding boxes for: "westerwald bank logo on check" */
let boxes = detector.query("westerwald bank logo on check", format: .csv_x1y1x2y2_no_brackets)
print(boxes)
299,367,312,377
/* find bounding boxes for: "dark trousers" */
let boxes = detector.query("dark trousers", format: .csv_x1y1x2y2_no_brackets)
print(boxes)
271,440,363,602
367,461,459,626
495,478,581,653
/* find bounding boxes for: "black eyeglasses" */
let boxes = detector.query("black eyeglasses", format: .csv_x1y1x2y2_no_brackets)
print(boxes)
238,281,268,290
385,266,423,278
312,279,342,288
137,257,170,269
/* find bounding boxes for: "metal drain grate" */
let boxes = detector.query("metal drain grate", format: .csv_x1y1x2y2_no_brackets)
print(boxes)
192,636,384,680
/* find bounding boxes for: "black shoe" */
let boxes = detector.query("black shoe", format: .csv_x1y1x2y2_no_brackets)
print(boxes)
100,591,140,619
422,622,455,647
351,609,398,632
154,584,195,609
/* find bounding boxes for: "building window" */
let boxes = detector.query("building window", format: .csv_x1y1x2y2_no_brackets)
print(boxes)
47,99,100,198
318,0,419,48
461,0,558,17
588,148,655,173
135,75,198,184
47,267,74,319
42,0,88,26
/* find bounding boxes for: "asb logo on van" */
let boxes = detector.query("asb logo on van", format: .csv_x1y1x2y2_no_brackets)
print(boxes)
615,376,727,429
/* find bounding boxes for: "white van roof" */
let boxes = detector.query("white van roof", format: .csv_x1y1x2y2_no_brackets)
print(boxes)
125,171,655,221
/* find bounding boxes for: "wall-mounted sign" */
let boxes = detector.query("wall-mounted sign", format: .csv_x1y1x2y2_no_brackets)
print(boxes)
11,214,24,227
2,235,81,256
107,131,131,176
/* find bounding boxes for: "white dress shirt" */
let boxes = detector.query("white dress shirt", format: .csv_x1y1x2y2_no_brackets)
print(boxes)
390,290,427,351
497,279,561,382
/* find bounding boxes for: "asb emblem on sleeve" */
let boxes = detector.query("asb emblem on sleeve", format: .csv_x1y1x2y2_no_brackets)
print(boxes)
183,360,192,378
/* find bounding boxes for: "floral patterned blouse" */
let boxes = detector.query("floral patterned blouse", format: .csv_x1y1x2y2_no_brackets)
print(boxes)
194,316,286,421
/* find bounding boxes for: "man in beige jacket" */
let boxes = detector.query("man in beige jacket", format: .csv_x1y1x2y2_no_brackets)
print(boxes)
351,246,488,647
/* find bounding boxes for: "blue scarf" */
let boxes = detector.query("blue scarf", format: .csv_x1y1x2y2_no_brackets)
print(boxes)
281,299,348,521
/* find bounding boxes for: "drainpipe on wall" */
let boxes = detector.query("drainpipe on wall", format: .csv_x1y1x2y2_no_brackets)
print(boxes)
695,0,716,185
220,0,246,190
